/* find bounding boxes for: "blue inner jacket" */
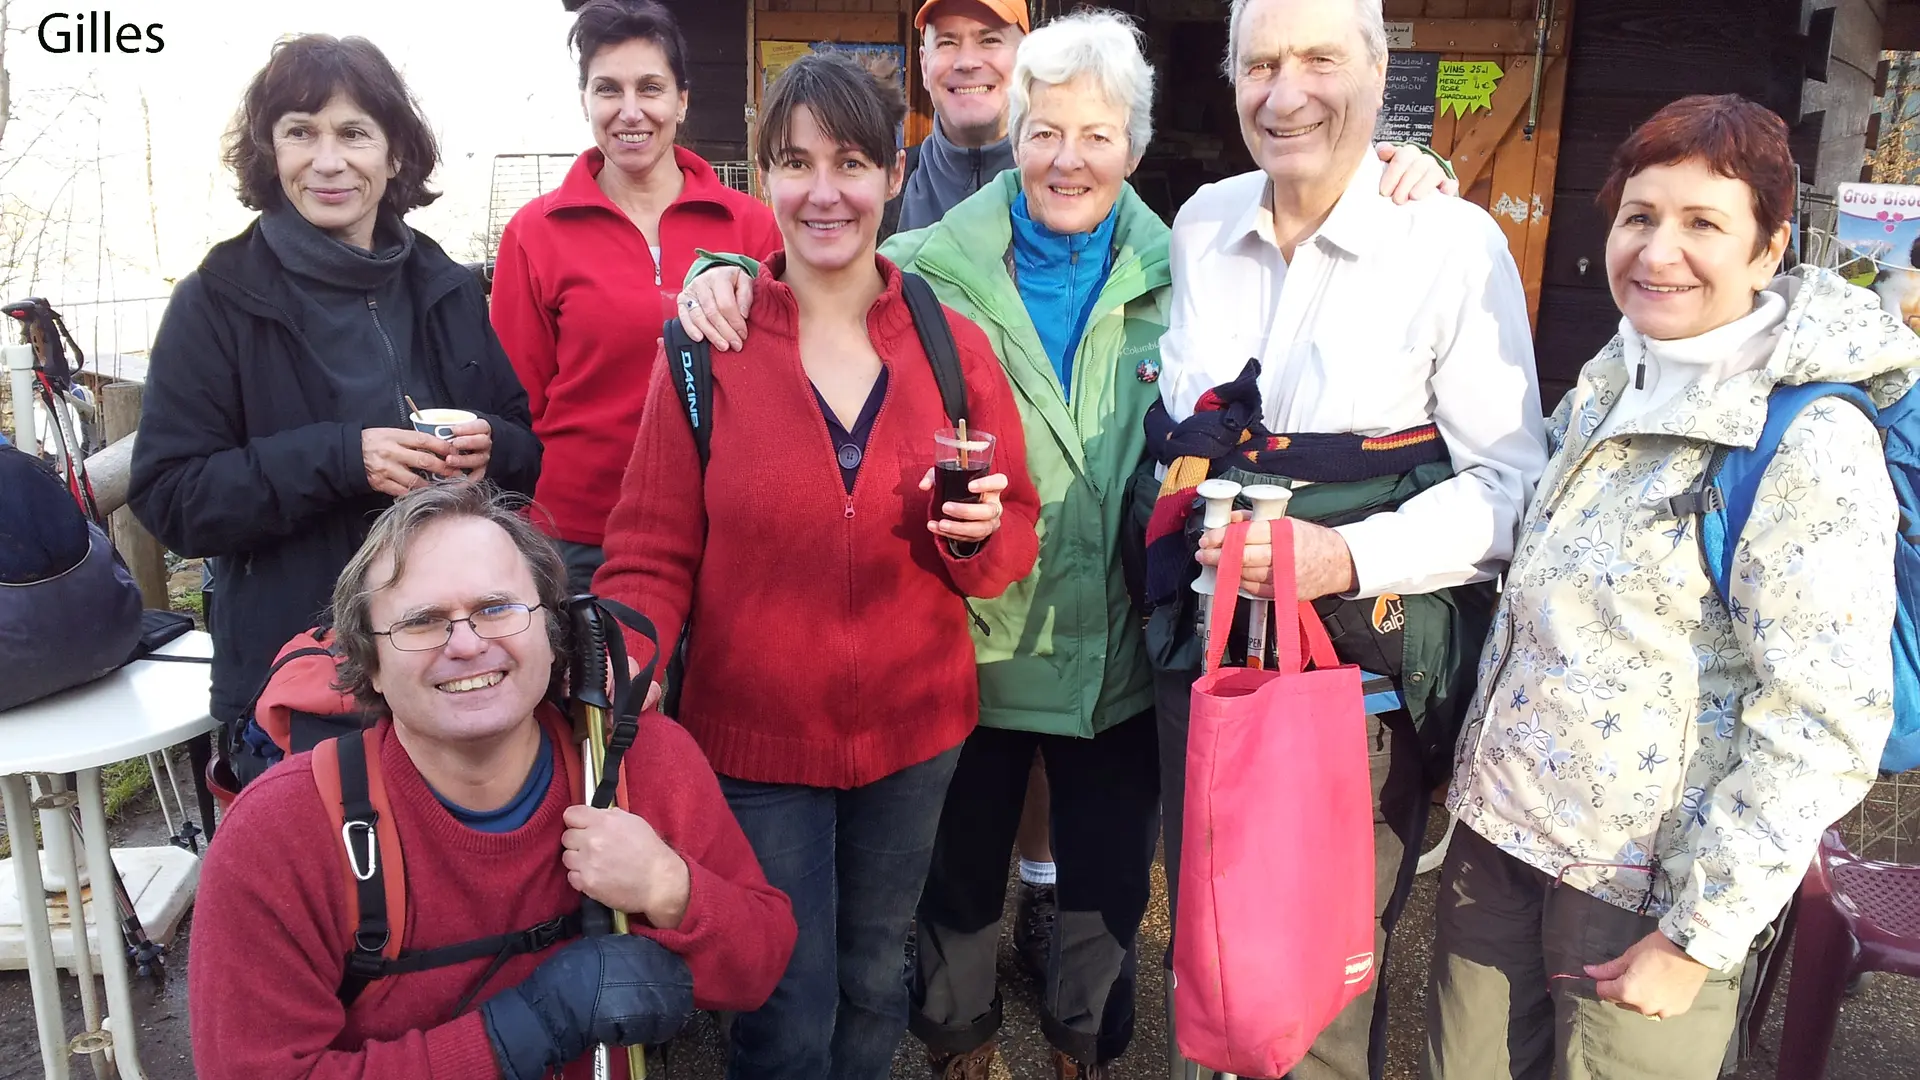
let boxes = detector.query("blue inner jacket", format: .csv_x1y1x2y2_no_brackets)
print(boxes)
1009,193,1118,401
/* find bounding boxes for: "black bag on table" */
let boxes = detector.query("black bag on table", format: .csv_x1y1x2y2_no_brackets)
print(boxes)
0,436,143,711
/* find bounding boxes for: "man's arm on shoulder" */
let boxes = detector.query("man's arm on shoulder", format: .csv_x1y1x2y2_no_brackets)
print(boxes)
1332,208,1548,597
187,770,500,1080
625,715,797,1013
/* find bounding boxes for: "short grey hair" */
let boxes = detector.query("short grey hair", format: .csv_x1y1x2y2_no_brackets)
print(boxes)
332,482,570,713
1223,0,1387,80
1008,9,1155,158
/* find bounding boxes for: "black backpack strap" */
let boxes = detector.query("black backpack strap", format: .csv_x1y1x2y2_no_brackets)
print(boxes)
334,729,390,1007
899,272,968,425
663,317,713,469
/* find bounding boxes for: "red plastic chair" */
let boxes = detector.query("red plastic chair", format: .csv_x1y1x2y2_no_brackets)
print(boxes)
1775,830,1920,1079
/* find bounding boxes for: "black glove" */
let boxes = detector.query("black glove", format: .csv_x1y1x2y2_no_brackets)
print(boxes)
480,934,695,1080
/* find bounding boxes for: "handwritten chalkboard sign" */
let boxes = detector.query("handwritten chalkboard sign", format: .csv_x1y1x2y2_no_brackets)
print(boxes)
1376,51,1440,145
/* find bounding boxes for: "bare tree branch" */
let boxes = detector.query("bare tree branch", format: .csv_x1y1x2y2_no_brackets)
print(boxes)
1,0,12,150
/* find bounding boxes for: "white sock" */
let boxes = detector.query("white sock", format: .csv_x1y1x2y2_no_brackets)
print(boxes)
1018,858,1056,886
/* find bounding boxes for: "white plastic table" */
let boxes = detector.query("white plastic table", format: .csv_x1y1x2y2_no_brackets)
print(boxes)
0,630,217,1080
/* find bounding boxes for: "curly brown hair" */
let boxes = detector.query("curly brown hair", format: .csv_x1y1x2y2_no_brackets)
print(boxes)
222,34,441,214
330,483,570,714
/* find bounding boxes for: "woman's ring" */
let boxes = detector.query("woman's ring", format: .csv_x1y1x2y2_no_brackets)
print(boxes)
682,296,700,311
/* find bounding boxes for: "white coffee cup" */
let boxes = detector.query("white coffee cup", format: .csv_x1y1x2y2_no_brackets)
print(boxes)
410,408,477,440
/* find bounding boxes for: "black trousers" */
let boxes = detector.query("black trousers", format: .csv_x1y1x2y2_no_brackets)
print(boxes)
911,711,1160,1063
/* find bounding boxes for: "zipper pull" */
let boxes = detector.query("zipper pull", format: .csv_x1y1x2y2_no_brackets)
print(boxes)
844,496,855,520
964,599,991,637
1634,361,1645,390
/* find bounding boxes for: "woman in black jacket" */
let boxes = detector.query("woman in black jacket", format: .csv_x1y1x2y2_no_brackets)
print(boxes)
131,34,540,783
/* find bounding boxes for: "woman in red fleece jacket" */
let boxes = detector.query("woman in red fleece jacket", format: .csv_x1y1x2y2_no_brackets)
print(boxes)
593,53,1038,1080
189,483,795,1080
490,0,780,591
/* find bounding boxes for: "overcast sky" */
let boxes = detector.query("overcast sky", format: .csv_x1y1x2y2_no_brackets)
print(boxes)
5,1,618,359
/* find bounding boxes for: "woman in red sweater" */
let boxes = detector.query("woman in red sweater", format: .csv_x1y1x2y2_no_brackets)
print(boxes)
593,53,1039,1080
491,0,781,591
188,482,795,1080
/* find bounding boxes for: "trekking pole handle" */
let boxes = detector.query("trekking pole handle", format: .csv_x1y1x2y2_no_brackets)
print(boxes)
569,595,611,713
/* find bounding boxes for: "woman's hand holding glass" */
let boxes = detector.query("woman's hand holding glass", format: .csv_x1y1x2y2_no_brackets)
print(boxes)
676,265,756,352
920,469,1009,545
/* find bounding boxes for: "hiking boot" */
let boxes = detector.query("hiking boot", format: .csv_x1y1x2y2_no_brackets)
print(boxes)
929,1041,998,1080
1014,879,1056,980
1052,1050,1110,1080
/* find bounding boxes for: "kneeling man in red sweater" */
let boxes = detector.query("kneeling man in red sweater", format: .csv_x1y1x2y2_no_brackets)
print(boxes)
188,482,796,1080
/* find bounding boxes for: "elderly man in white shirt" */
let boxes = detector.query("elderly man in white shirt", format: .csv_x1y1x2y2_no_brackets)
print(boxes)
1148,1,1547,1079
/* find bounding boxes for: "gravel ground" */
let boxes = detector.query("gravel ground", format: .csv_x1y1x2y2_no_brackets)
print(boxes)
3,806,1916,1079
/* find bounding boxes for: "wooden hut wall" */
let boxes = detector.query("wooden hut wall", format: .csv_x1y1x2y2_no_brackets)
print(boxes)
669,0,753,162
1377,0,1573,334
749,0,927,165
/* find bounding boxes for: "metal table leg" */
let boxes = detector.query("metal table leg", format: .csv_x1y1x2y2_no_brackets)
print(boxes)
39,785,107,1079
3,773,72,1080
75,767,146,1080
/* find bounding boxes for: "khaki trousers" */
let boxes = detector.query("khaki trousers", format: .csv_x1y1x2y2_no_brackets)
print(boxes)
1423,826,1743,1080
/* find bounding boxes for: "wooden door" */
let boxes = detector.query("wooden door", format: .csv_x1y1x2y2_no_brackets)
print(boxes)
1382,0,1571,329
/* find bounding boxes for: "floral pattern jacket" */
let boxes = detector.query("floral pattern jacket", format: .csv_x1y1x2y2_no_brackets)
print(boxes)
1449,267,1919,970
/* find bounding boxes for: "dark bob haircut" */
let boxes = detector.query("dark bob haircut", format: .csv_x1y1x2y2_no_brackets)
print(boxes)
569,0,689,92
222,34,441,214
756,51,906,174
1598,94,1795,258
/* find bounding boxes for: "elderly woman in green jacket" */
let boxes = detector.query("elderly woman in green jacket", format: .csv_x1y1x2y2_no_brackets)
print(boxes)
676,12,1450,1078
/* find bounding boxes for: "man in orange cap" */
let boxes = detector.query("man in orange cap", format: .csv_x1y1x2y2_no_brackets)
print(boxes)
888,0,1030,236
902,0,1066,1006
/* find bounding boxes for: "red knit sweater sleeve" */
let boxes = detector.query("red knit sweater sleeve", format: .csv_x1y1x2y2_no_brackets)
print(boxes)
621,714,797,1010
490,213,558,423
187,767,502,1080
934,312,1040,599
592,345,705,658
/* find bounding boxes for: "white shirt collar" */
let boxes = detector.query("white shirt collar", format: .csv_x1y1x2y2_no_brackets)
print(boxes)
1224,151,1391,260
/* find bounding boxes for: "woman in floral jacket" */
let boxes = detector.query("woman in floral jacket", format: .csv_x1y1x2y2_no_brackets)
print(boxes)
1428,94,1918,1080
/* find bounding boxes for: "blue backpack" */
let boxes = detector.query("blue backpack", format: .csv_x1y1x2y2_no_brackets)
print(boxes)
1687,381,1920,774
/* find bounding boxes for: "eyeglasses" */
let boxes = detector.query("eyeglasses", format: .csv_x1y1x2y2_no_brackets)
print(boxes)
372,602,545,652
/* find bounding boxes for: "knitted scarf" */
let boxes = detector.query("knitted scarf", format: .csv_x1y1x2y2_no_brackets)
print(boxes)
1142,359,1448,608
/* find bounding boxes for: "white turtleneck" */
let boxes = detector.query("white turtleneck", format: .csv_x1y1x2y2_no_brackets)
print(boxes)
1589,289,1789,444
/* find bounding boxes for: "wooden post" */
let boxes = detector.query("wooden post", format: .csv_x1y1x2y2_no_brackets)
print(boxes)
99,381,168,609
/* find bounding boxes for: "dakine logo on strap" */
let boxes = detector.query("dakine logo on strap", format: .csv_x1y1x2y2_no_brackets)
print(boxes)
1344,951,1375,985
677,343,700,428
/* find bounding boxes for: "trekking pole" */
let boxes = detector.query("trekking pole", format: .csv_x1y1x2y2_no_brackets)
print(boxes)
1240,485,1292,670
1192,479,1242,659
567,595,648,1080
65,804,167,981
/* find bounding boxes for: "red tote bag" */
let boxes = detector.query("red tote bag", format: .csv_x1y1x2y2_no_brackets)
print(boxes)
1173,518,1376,1077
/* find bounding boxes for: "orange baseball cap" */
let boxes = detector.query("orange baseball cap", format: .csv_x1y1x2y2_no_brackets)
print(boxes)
913,0,1030,33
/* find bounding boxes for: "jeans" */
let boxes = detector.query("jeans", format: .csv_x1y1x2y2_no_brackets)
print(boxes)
912,713,1160,1064
719,746,962,1080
